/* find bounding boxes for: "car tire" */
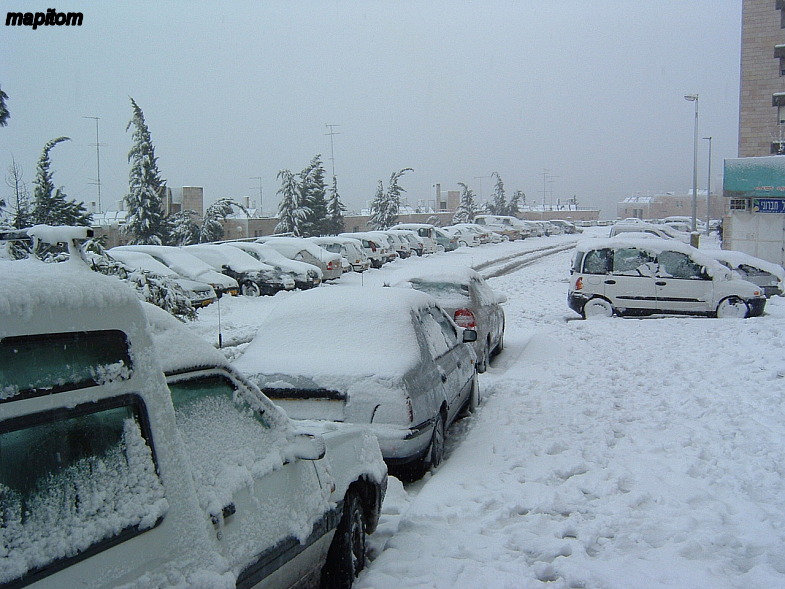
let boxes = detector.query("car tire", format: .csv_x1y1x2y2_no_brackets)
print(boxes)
492,331,504,356
716,296,750,319
408,413,446,480
241,281,261,297
321,490,366,589
582,297,614,319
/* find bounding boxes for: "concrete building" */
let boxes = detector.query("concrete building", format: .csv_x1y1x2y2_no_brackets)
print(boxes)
616,192,724,222
721,1,785,265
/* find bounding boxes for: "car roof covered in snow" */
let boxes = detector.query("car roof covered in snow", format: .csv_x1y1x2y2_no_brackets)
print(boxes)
234,286,438,381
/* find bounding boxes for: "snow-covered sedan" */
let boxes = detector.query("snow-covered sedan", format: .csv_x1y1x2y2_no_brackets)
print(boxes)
396,268,506,373
234,286,479,480
223,241,322,290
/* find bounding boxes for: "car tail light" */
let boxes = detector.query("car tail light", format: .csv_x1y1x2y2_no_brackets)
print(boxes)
327,260,338,270
575,276,584,290
406,397,413,422
454,308,476,328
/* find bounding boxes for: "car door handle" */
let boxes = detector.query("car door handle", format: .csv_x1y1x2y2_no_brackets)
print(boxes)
441,373,447,383
604,279,616,285
655,281,667,286
457,361,462,368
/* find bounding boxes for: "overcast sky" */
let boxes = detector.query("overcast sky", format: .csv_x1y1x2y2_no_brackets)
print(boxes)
2,1,742,218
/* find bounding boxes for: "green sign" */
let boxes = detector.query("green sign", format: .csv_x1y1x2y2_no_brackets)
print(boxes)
724,156,785,198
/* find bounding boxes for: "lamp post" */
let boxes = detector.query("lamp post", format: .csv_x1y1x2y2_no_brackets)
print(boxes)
684,94,699,243
703,136,712,236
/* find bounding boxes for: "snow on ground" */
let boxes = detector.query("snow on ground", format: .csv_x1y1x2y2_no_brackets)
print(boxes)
186,229,785,588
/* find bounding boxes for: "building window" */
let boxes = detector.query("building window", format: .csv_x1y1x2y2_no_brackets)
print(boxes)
729,199,748,211
772,141,785,154
779,105,785,125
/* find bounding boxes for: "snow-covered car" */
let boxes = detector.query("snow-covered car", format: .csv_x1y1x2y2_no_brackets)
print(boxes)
223,241,322,289
234,286,479,480
365,231,399,263
609,222,690,244
309,236,372,272
569,237,767,318
388,223,439,254
111,244,240,296
549,219,582,234
442,225,481,247
382,230,414,258
396,268,506,373
473,215,528,240
107,248,217,307
338,232,391,267
185,243,295,296
432,227,459,252
709,249,785,298
0,226,387,589
257,237,343,281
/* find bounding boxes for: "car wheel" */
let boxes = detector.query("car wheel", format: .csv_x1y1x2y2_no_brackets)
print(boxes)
716,296,749,318
459,240,468,248
241,282,261,297
582,297,614,319
321,490,366,589
492,331,504,356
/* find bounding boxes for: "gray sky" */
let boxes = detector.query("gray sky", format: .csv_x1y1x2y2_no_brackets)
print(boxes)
2,1,742,219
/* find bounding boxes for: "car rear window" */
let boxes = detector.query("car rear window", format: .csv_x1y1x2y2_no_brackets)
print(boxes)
0,330,132,403
0,396,166,586
582,249,612,274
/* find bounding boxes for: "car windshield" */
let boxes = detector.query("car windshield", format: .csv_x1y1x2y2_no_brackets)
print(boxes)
409,281,470,307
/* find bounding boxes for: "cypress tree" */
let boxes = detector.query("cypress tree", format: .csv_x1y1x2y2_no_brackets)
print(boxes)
124,97,167,245
31,136,91,227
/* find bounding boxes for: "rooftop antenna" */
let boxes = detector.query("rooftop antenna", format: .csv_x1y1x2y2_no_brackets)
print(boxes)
83,116,104,213
325,124,341,178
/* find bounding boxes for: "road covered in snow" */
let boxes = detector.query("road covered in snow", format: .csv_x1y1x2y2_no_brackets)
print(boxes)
188,228,785,588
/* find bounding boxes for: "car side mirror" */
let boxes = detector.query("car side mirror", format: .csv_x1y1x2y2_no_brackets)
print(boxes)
287,433,326,461
496,293,508,304
462,329,478,343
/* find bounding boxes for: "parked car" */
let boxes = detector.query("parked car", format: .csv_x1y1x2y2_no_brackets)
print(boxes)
452,223,493,244
568,236,767,318
257,236,343,281
234,287,479,479
549,219,582,234
185,243,295,296
432,226,459,252
609,222,690,243
106,248,217,307
396,268,506,372
111,244,240,295
442,225,481,247
309,236,371,272
0,226,387,589
223,240,322,289
338,232,391,267
519,219,545,237
473,215,529,240
365,231,399,263
709,249,785,298
383,230,415,258
388,223,439,254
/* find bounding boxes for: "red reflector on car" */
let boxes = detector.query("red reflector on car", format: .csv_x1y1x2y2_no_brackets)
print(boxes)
575,277,584,290
454,308,476,328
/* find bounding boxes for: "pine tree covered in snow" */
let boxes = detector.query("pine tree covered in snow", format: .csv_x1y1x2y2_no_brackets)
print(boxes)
199,197,245,243
167,210,200,245
452,182,479,224
486,171,507,215
124,98,167,245
508,190,523,216
368,180,388,230
369,168,412,230
31,137,92,227
300,155,329,237
0,85,8,127
275,169,309,235
325,175,346,235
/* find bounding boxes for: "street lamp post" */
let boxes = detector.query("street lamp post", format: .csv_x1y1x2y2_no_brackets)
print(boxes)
703,136,712,236
684,94,699,243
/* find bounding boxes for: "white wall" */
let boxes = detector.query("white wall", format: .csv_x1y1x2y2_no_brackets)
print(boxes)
725,210,785,266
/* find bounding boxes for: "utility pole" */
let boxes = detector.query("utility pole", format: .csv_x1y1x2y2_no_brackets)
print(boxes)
541,169,559,218
250,177,263,216
474,176,491,201
83,116,103,213
324,124,341,178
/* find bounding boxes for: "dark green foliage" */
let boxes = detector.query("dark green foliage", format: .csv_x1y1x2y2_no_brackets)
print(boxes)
325,175,346,235
0,85,8,127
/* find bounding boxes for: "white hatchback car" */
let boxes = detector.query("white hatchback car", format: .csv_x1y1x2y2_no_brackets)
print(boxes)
569,237,767,319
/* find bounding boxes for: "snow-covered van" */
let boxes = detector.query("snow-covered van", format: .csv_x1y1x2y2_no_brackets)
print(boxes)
568,236,767,319
1,226,387,589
